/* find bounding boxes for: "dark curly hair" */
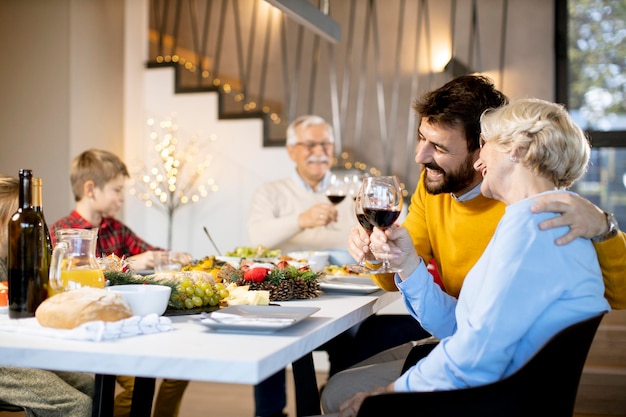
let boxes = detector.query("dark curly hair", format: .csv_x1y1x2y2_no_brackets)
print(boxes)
413,75,508,152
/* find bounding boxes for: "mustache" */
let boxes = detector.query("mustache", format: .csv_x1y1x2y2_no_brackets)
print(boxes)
306,155,330,164
423,162,443,173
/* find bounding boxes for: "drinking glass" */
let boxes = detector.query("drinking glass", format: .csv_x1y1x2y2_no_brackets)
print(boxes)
153,250,182,272
360,175,403,273
345,185,377,274
347,174,363,201
324,174,347,229
325,174,347,206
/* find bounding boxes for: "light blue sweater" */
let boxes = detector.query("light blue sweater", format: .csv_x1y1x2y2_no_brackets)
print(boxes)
395,191,610,391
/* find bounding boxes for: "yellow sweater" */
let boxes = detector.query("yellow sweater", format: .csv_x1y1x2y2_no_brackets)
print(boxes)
404,171,626,307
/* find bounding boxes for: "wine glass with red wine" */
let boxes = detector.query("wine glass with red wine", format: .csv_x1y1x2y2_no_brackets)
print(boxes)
325,174,347,205
360,175,403,273
346,184,377,273
324,174,347,229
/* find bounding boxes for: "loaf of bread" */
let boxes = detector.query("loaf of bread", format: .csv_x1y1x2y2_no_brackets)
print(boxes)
36,287,133,329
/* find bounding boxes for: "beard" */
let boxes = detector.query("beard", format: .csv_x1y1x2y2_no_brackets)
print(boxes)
423,155,478,195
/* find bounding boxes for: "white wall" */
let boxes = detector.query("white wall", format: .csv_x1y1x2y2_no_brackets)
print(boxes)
0,0,125,224
124,67,293,257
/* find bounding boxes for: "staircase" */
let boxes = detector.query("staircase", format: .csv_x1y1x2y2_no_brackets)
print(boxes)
575,309,626,415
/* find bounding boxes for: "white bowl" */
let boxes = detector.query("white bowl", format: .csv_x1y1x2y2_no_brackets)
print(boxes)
327,248,357,266
106,284,171,316
287,251,330,272
216,256,242,267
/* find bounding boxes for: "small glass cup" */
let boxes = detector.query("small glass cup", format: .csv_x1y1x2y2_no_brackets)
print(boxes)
153,250,182,272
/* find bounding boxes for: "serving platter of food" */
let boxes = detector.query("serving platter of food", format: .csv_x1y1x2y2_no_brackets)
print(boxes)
319,265,381,294
322,264,367,277
102,251,323,315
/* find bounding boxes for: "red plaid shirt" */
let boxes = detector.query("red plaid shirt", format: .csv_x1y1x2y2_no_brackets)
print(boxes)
50,211,161,258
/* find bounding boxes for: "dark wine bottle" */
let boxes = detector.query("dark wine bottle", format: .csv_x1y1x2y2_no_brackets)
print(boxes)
33,177,52,297
8,169,48,318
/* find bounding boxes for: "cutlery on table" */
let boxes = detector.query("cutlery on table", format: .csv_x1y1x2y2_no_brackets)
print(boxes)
203,226,222,256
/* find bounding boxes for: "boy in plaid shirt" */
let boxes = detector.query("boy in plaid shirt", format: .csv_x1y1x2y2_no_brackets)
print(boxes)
50,148,192,417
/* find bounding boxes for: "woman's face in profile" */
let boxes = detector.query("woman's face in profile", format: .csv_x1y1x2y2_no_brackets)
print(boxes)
474,137,512,203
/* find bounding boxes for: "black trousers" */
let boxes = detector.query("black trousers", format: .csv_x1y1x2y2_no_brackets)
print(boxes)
253,314,431,417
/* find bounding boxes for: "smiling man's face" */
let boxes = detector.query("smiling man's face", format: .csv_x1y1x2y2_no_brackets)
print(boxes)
414,118,482,196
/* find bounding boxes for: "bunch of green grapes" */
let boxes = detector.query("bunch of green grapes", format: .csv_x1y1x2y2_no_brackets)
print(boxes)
172,278,230,309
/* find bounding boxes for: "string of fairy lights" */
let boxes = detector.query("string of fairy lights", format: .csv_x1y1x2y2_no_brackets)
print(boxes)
127,117,219,213
149,53,406,197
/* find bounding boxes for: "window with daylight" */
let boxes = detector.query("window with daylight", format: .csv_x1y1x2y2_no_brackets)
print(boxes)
556,0,626,226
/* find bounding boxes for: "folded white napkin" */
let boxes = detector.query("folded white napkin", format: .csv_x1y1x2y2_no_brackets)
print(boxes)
0,314,172,342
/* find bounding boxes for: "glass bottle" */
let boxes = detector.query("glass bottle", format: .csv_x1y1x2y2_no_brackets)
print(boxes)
32,178,53,260
32,177,53,297
8,169,48,318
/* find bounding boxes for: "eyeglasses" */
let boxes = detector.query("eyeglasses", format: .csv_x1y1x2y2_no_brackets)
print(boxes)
294,141,334,151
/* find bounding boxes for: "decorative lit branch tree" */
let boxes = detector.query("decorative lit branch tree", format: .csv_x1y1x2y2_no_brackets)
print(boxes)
129,116,218,248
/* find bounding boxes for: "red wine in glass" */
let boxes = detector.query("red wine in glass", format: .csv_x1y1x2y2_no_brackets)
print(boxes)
324,174,348,230
327,194,346,205
345,212,380,274
363,208,401,229
346,187,379,274
359,175,403,273
356,213,374,232
325,174,347,205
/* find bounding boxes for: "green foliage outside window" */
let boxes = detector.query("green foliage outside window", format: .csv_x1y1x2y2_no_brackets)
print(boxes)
568,0,626,130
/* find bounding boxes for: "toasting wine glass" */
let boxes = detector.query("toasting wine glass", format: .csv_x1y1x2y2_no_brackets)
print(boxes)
347,174,363,201
360,175,403,273
324,174,347,229
346,185,377,274
325,174,347,205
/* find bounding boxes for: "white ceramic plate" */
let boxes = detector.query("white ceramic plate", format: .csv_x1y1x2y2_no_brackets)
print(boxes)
215,256,242,267
319,276,381,294
133,270,155,276
216,257,279,267
199,305,320,333
0,306,7,314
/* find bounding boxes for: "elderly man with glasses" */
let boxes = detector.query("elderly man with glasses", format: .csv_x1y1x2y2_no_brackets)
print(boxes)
247,114,354,253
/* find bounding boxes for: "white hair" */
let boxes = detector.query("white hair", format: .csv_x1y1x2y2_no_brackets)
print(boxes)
480,98,590,189
286,115,334,145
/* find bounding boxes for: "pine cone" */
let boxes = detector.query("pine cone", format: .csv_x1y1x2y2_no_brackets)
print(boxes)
273,280,294,301
230,265,321,301
292,278,321,299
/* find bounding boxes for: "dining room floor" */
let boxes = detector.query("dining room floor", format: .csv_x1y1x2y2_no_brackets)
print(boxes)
174,371,621,417
0,370,619,416
177,370,326,417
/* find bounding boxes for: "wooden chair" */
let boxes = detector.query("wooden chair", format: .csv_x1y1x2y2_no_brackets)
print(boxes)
356,313,605,417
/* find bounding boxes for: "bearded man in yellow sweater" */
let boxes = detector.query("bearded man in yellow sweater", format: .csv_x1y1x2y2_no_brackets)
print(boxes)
320,74,626,414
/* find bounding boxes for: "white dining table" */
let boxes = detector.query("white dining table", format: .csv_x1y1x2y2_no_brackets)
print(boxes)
0,289,401,417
